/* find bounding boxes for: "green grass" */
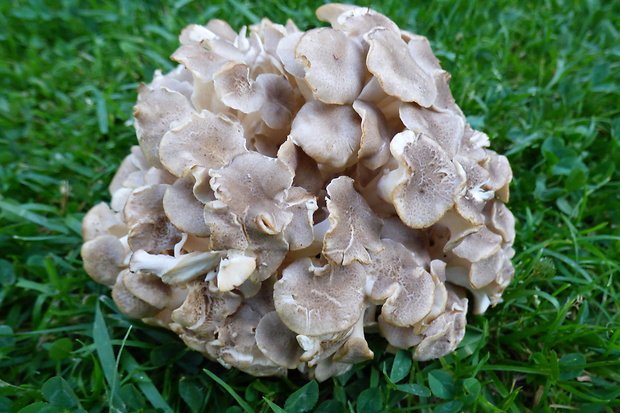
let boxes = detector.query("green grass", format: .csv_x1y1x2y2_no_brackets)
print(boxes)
1,0,619,411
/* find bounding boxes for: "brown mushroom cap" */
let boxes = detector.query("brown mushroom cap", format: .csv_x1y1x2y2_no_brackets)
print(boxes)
377,315,424,349
431,70,464,116
295,27,366,104
458,125,490,162
255,73,295,129
378,131,461,228
81,234,126,286
163,175,211,237
209,151,294,235
122,270,172,310
213,62,266,113
276,138,323,195
280,187,318,251
412,287,467,361
289,101,362,171
206,19,238,42
134,85,195,169
255,311,304,369
203,201,249,252
406,35,441,75
81,202,127,242
123,184,182,254
178,24,218,46
365,239,427,304
483,151,513,202
485,200,516,244
353,100,392,170
149,66,193,102
158,110,246,178
373,259,436,328
108,151,140,195
112,270,160,319
330,7,401,38
453,156,493,226
399,102,464,158
469,250,504,289
274,258,366,336
315,3,359,26
452,227,503,263
171,45,227,83
323,176,384,266
332,315,374,364
276,32,306,79
171,281,242,349
364,27,437,107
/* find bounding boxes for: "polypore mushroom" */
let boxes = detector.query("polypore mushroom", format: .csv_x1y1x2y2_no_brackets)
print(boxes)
82,3,516,381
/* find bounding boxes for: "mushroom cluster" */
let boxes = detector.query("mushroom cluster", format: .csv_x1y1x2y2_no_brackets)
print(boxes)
82,4,515,381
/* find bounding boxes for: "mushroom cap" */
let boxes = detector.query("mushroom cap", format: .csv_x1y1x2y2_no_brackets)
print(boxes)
353,100,392,170
289,101,362,171
134,85,195,169
213,62,266,113
112,270,160,319
158,110,246,178
469,250,504,289
171,45,227,83
364,27,437,107
452,227,503,263
108,151,141,195
485,200,516,244
276,32,306,78
323,176,384,266
378,131,460,228
365,239,426,303
81,202,127,242
163,175,211,237
171,281,242,346
203,201,249,251
332,315,374,364
483,151,512,202
453,156,493,227
295,27,366,104
365,241,437,328
122,270,172,310
280,187,318,251
377,315,424,349
123,184,182,254
399,102,464,158
255,311,304,369
328,6,401,38
315,3,359,26
81,234,126,286
255,73,295,129
274,258,366,336
412,287,468,361
406,35,441,76
209,151,294,235
276,138,323,194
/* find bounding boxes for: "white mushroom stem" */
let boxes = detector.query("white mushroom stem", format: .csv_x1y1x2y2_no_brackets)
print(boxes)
216,251,257,292
130,249,222,285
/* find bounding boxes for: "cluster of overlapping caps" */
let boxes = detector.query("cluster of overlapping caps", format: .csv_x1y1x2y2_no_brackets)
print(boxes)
81,4,515,381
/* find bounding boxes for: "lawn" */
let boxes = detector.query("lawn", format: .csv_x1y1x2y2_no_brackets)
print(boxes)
1,0,619,412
